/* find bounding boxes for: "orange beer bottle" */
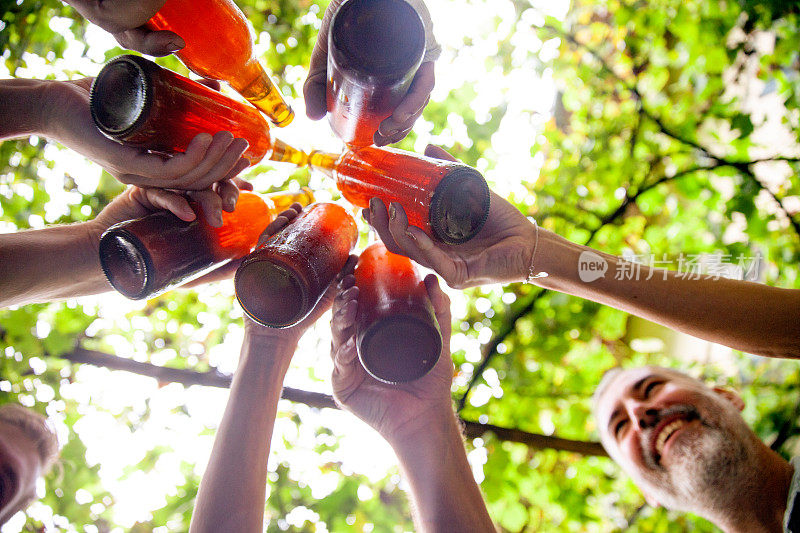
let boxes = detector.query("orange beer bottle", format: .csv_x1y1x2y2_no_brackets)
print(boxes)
327,0,425,147
354,242,442,383
90,55,306,166
235,203,357,328
99,189,315,300
308,146,490,244
145,0,293,126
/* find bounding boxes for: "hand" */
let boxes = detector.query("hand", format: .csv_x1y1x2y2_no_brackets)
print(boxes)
242,204,360,343
364,144,538,289
63,0,184,56
40,78,250,191
330,273,454,443
303,0,437,146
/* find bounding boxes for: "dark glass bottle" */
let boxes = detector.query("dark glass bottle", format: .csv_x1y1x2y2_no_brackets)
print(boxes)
99,189,314,299
90,55,306,166
145,0,293,126
235,203,357,328
354,242,441,383
308,146,490,244
327,0,425,147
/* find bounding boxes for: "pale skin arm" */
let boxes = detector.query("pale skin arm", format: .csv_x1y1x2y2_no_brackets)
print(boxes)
331,273,495,531
0,181,251,308
189,208,357,532
367,145,800,359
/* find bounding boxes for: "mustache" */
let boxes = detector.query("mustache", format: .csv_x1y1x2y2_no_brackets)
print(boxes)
640,405,701,468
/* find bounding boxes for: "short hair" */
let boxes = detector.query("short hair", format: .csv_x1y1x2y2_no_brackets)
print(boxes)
591,366,624,416
0,403,59,473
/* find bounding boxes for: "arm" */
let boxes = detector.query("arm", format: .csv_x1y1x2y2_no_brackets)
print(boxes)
62,0,183,56
366,145,800,359
0,78,249,191
302,0,439,146
189,208,356,532
331,273,495,531
0,183,245,308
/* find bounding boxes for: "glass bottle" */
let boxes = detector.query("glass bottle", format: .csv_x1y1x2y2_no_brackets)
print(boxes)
235,203,357,328
327,0,425,147
90,55,307,166
354,242,441,383
99,189,315,300
308,146,490,244
145,0,293,126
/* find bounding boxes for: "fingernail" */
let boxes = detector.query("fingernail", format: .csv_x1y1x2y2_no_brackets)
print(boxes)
369,197,379,213
405,230,417,243
389,204,396,220
167,39,185,52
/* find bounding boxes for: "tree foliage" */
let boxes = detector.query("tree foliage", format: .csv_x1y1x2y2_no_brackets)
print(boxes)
2,0,800,531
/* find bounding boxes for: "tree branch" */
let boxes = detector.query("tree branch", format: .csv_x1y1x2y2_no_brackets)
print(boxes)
56,347,607,456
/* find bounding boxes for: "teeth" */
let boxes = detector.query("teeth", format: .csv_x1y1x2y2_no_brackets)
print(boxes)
655,419,688,455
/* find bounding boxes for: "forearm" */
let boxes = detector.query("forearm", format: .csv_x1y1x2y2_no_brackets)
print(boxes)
532,230,800,358
389,407,495,533
190,334,295,533
0,223,110,307
0,79,49,140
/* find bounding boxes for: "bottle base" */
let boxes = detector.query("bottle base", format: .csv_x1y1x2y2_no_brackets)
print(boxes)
357,314,442,383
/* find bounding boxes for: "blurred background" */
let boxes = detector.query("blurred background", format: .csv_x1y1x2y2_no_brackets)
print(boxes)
1,0,800,531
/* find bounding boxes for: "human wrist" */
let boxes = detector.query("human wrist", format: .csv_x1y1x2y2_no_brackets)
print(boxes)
0,79,50,140
386,401,461,452
241,327,299,368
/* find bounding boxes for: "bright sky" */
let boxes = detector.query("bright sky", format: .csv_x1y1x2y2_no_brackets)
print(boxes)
0,0,570,530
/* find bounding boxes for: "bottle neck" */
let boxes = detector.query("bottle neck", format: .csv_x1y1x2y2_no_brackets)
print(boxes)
308,150,342,179
264,188,316,213
268,138,308,167
231,60,294,127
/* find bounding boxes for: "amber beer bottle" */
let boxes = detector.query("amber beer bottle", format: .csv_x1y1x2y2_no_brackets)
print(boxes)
308,146,490,244
235,203,357,328
99,189,315,300
327,0,425,147
90,55,307,167
354,242,441,383
145,0,293,126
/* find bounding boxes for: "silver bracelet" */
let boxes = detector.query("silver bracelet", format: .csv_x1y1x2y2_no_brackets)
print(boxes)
525,218,548,283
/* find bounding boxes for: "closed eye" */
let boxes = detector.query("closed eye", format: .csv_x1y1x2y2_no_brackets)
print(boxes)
613,418,628,438
643,380,663,398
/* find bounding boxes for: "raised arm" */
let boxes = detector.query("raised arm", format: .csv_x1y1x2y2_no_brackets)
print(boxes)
330,273,495,532
366,145,800,359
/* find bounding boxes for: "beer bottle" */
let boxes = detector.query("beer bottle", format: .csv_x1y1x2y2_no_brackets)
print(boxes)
327,0,425,147
308,146,490,244
235,203,357,328
99,189,315,300
145,0,293,126
90,55,306,167
354,242,441,383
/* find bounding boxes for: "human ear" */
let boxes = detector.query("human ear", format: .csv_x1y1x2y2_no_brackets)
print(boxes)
712,387,745,412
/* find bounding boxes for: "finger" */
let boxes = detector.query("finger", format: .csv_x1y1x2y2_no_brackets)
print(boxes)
127,132,212,183
220,158,250,183
166,132,240,189
331,296,358,352
114,28,185,57
141,188,197,221
231,176,254,191
196,78,222,91
303,48,328,120
366,198,405,256
187,189,224,227
374,121,416,147
423,144,458,162
424,274,451,339
256,205,302,246
213,179,240,212
336,255,358,282
376,62,434,141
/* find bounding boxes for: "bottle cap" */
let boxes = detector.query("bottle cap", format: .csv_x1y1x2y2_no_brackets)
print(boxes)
235,253,311,328
331,0,425,79
98,228,152,300
429,166,491,245
90,55,152,139
358,314,442,383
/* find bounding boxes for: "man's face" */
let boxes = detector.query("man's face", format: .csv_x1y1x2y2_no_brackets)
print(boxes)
594,367,759,513
0,420,42,525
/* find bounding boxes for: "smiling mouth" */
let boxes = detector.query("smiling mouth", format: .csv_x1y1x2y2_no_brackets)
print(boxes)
650,409,700,465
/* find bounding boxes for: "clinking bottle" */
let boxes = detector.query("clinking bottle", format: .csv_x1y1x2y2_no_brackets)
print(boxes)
235,203,357,328
145,0,293,126
308,146,490,244
327,0,425,147
99,189,315,300
354,242,442,383
90,55,306,167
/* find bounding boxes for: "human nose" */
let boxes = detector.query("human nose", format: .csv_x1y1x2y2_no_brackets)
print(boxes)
632,404,659,429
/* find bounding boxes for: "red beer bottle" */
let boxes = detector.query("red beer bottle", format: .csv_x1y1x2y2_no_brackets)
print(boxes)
99,189,315,300
90,55,307,167
235,203,357,328
308,146,490,244
145,0,293,126
354,242,442,383
327,0,425,147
